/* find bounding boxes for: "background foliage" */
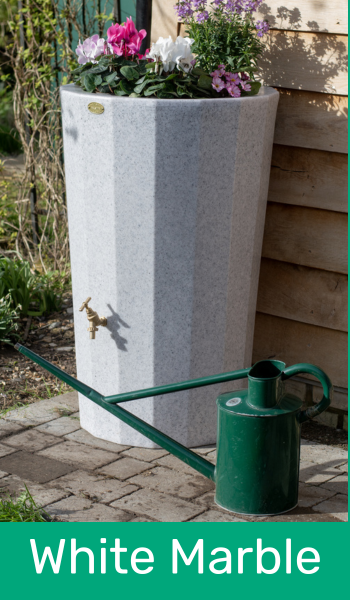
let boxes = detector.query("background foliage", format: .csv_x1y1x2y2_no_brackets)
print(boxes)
0,1,136,272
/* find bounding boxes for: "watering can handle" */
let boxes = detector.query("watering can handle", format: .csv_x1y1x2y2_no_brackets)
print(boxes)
282,363,333,423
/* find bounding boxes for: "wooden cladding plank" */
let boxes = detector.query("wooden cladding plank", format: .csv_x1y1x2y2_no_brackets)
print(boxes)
256,1,348,34
253,313,348,388
274,89,348,153
262,203,348,274
151,0,178,41
269,145,348,213
259,31,348,95
257,258,348,332
153,0,348,37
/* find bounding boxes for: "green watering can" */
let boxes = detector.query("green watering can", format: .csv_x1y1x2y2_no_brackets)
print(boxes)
15,343,332,516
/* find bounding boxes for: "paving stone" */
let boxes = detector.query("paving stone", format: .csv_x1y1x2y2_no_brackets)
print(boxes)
0,474,70,506
98,457,152,480
36,416,81,437
155,454,203,475
50,469,138,503
189,510,247,522
300,461,347,484
312,494,348,522
193,491,218,509
0,421,24,440
3,392,79,426
65,428,129,453
300,442,348,466
121,447,168,462
112,488,204,522
0,470,8,478
3,429,61,452
193,491,281,522
206,450,217,463
45,496,131,522
129,466,214,500
0,450,75,483
335,462,348,473
267,510,342,522
38,441,118,470
0,443,16,458
129,516,155,522
191,445,216,455
298,482,336,508
320,474,348,496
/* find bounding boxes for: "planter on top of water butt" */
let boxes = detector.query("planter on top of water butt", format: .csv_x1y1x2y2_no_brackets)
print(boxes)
60,3,279,447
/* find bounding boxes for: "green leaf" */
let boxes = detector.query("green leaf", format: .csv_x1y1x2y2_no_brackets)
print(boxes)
94,75,102,86
83,74,96,92
121,59,138,67
120,79,134,94
192,67,209,77
134,79,152,94
135,74,146,85
198,74,213,90
143,83,166,96
145,61,156,70
120,66,140,80
104,72,119,84
241,81,261,96
88,62,109,74
114,89,127,96
129,93,141,98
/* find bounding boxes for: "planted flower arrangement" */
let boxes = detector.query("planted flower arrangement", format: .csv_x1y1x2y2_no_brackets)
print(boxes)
71,1,269,99
61,0,279,448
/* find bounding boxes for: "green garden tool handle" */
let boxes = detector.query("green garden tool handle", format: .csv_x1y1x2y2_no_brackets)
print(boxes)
282,363,333,423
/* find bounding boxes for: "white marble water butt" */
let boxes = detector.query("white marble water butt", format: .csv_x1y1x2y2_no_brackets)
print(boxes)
61,84,279,447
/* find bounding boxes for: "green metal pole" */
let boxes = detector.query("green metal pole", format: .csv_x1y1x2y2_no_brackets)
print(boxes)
16,343,231,480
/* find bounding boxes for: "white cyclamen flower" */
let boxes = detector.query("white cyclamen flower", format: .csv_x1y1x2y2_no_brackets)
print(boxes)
76,34,105,64
173,36,195,73
148,35,195,73
148,36,176,72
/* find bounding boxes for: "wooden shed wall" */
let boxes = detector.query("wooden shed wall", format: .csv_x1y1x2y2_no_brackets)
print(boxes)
151,2,348,423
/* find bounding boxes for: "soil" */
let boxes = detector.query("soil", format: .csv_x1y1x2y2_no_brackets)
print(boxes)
0,297,347,451
0,295,76,413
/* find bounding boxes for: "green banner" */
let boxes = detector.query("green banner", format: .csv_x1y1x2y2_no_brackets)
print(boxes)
0,523,347,599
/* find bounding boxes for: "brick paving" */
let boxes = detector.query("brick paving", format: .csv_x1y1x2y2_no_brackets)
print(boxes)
0,392,347,522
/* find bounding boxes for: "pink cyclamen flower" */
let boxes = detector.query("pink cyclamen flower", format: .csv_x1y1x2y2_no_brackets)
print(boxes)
76,34,105,64
107,17,146,57
226,83,241,97
212,76,225,92
217,64,226,75
210,69,222,78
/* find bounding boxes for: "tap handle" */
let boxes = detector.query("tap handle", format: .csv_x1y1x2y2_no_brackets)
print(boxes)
79,297,92,312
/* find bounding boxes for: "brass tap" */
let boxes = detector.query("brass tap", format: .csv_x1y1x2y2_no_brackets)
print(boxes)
79,297,107,339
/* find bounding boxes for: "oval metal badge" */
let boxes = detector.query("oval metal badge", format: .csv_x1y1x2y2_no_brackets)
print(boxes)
88,102,104,115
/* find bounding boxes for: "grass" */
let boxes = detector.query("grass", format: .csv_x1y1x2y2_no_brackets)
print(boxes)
0,485,49,522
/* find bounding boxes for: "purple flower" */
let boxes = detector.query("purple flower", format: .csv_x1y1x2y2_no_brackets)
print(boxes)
226,83,241,97
196,10,209,22
240,81,251,91
212,76,225,92
174,2,194,21
210,69,222,77
255,19,269,37
225,71,240,84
